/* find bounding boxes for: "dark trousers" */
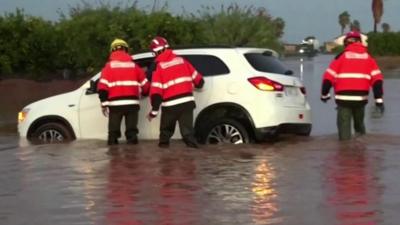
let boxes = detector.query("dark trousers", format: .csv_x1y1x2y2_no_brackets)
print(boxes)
337,105,366,141
108,105,139,142
159,104,196,144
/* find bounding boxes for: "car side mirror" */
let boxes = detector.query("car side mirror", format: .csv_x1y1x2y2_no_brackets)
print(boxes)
284,70,294,75
86,80,98,95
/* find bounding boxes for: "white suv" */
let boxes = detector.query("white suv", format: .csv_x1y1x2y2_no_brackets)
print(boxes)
18,47,312,145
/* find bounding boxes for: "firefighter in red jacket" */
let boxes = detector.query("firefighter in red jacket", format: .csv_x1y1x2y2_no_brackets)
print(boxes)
321,31,384,140
98,39,150,145
147,36,204,148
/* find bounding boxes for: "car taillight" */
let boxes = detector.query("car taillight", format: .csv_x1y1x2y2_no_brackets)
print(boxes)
248,77,284,92
300,86,306,95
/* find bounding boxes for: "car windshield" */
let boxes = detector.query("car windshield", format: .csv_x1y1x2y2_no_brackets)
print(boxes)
244,52,290,75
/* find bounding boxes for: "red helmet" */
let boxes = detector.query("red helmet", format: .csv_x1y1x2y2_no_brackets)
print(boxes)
150,36,169,52
344,31,361,41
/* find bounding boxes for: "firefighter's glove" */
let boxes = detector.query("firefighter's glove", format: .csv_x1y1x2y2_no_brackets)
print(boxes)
101,106,109,117
375,102,385,114
320,94,331,103
147,110,158,122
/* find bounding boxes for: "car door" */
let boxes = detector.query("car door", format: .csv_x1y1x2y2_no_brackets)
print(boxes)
135,52,222,139
179,53,229,113
77,71,159,141
75,73,108,139
78,73,108,140
134,56,162,139
77,57,161,141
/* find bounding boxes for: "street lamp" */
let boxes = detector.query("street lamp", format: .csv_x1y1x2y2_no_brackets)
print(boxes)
299,49,304,81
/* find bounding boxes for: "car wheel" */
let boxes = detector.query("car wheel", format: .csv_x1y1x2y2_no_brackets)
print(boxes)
202,119,249,145
31,122,73,144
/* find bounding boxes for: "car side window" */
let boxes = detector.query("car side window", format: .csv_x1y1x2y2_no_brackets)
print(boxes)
86,79,99,95
181,55,230,77
134,57,156,81
86,57,155,95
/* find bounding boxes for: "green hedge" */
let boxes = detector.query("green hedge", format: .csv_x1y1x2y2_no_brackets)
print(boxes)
0,9,61,79
0,4,285,80
368,32,400,56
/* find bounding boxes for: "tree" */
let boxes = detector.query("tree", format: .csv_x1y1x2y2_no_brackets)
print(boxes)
196,4,284,50
381,22,390,33
372,0,383,33
0,3,287,79
338,11,351,34
350,19,361,32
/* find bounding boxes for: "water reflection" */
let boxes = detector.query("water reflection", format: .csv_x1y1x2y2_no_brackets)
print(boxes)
104,147,200,225
251,159,279,224
3,136,400,224
324,143,382,225
105,147,142,225
154,151,199,225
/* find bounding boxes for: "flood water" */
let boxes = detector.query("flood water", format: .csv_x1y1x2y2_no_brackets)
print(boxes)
1,55,400,225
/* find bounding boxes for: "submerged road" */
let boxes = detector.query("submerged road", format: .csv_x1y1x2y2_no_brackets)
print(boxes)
1,55,400,225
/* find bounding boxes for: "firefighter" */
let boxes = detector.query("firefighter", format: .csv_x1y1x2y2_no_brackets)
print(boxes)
146,36,204,148
98,38,150,145
320,31,384,141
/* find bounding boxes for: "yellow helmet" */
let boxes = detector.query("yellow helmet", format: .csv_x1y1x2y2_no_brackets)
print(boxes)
110,38,129,51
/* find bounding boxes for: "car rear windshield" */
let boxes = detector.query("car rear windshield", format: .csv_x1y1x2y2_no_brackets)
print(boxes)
244,52,289,75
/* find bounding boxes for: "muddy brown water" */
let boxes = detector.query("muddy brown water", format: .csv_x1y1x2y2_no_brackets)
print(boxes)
1,55,400,225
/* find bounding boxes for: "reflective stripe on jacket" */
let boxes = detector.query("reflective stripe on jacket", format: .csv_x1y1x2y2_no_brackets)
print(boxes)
321,42,383,106
150,49,204,110
97,51,149,107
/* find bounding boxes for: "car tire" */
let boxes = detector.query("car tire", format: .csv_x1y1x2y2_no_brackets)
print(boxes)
31,122,73,144
199,118,249,145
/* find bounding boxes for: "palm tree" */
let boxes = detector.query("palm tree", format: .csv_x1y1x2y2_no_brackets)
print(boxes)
338,11,351,34
382,23,390,33
372,0,383,33
351,19,361,32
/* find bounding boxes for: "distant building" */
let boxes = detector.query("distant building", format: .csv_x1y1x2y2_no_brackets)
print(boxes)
283,43,298,55
324,41,338,53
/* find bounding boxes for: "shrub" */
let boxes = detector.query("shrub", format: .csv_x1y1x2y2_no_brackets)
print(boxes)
0,3,285,80
368,32,400,56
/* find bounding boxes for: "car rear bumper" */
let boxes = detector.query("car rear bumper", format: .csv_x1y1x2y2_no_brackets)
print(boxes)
254,123,312,141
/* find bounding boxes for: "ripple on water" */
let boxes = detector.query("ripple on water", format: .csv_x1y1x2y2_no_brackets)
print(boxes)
0,134,400,224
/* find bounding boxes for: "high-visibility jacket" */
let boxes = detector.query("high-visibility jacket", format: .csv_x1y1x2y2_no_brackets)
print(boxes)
98,50,149,107
321,42,384,107
149,49,204,116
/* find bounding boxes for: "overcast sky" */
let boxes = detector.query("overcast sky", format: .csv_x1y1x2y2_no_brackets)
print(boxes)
0,0,399,43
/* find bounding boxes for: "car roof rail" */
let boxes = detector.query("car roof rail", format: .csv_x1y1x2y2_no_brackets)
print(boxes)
173,45,234,49
135,45,235,54
134,45,274,55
